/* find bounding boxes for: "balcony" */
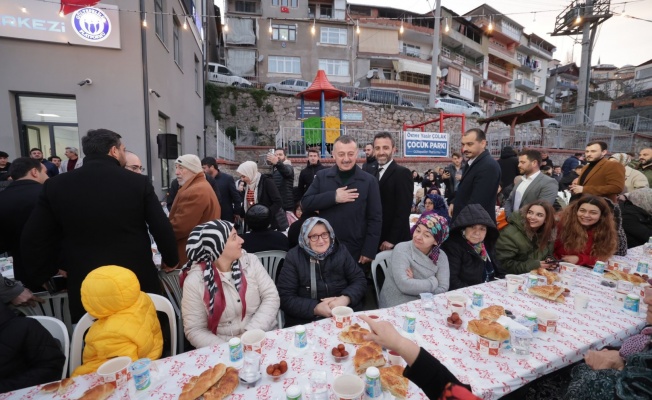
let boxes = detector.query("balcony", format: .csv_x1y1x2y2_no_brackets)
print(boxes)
439,51,483,78
369,79,430,93
556,80,578,90
514,78,535,91
488,62,512,81
480,85,511,101
230,0,262,15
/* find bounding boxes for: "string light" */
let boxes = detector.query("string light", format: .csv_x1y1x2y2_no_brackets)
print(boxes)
21,7,27,13
445,17,449,33
142,13,147,27
487,16,493,32
183,18,188,30
399,19,404,34
59,11,64,17
356,20,360,34
575,9,582,25
269,19,273,34
223,18,229,32
311,18,315,35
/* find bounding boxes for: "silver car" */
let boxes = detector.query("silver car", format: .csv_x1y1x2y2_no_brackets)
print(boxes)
434,97,485,118
265,79,311,94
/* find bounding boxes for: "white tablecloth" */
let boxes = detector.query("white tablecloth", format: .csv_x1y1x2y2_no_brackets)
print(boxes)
4,249,649,400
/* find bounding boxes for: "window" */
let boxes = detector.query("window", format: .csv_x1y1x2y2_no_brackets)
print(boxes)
176,124,184,155
319,59,349,76
279,0,298,7
272,0,278,5
196,136,202,157
402,43,421,58
515,91,524,101
308,5,315,17
272,24,296,41
235,1,257,13
516,71,523,80
320,4,332,18
194,56,200,93
269,56,301,74
400,71,429,85
155,0,165,42
320,27,346,45
159,113,171,189
533,76,541,86
173,16,181,66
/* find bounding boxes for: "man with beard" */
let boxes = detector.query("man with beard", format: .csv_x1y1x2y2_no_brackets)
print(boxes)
297,147,326,200
632,148,652,186
449,128,501,223
302,136,381,266
29,148,58,178
504,150,558,217
570,141,625,203
361,143,378,176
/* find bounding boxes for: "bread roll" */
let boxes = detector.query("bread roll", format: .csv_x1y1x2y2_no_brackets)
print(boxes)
467,319,509,341
204,367,239,400
78,382,116,400
379,365,408,399
478,305,505,321
353,342,385,374
179,363,227,400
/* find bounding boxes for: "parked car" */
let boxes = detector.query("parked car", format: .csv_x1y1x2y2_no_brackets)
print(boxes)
434,97,485,117
264,79,311,94
527,118,561,128
207,63,252,87
353,89,414,107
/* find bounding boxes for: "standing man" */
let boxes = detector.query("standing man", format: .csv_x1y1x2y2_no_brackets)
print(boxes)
570,141,625,203
361,143,378,175
201,157,242,223
60,147,83,173
0,151,11,181
21,129,179,322
302,136,382,265
504,150,559,217
0,158,49,287
169,155,221,265
562,152,584,176
29,148,58,178
449,128,501,223
632,148,652,186
443,152,464,202
374,132,413,251
266,148,295,212
297,147,326,200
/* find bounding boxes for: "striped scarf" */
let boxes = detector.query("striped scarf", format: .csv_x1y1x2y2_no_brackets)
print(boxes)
181,220,247,334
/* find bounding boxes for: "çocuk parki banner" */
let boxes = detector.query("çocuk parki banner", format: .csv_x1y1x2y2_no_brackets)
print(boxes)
403,131,450,157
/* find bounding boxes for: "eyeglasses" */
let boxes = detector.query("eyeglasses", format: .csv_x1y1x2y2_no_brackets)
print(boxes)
126,165,146,173
308,232,330,242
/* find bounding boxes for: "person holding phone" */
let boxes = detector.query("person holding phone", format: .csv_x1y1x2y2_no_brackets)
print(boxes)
495,201,558,274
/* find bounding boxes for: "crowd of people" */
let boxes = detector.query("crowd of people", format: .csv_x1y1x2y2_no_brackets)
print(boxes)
0,128,651,399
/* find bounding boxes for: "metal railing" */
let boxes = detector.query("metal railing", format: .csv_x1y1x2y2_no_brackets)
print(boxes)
330,84,430,109
216,124,236,161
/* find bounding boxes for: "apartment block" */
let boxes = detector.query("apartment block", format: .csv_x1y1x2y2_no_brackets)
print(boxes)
511,34,555,106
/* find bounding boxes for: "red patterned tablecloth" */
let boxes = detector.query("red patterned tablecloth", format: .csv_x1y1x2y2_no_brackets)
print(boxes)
4,248,649,400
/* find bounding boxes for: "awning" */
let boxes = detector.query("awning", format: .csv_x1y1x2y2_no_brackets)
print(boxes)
393,60,441,77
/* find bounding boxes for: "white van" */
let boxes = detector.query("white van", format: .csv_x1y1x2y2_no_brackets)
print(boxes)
207,63,252,87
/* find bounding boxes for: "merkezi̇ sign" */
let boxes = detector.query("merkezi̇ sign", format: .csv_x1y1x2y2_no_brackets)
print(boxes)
403,131,450,157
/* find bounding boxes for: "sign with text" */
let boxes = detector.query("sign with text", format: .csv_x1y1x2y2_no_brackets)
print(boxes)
295,105,320,119
342,108,363,123
403,131,449,157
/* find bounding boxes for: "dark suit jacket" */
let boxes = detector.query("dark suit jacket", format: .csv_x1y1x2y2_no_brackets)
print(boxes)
20,155,179,321
0,180,43,286
378,161,413,247
504,172,559,216
213,171,241,222
577,158,625,203
452,150,501,223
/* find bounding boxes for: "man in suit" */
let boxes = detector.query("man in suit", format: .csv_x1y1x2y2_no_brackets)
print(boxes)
449,128,501,223
374,132,413,251
570,141,625,203
21,129,179,321
0,158,49,288
504,149,559,217
201,156,242,223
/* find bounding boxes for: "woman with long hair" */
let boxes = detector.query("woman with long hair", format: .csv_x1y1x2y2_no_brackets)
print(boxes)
554,195,618,266
496,201,557,274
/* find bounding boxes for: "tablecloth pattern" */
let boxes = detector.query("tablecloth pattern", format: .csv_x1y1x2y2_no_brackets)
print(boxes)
4,249,649,400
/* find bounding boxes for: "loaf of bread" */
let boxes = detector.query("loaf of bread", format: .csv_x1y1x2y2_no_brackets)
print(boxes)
467,319,510,341
204,367,239,400
534,268,560,284
338,323,371,344
40,377,73,394
78,382,116,400
529,285,565,303
478,305,505,321
353,341,385,374
379,365,408,399
179,363,227,400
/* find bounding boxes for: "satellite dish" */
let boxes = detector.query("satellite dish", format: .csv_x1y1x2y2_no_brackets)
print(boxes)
257,55,265,62
441,68,449,77
366,70,375,79
354,81,360,88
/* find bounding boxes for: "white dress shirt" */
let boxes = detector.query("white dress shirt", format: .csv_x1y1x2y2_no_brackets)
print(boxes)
513,170,540,212
378,159,393,180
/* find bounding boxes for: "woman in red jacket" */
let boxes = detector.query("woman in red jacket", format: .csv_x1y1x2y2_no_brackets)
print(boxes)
554,195,617,267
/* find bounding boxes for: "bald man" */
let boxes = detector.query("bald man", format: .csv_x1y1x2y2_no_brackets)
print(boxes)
124,151,144,174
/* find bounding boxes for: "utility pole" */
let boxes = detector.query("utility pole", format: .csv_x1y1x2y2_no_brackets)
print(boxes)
575,0,593,125
428,0,442,108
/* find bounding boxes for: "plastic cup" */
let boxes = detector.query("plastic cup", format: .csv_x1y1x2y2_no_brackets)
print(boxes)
241,329,266,354
419,293,434,310
510,329,533,355
332,374,365,399
97,356,132,394
129,358,152,391
476,335,501,356
388,350,403,366
614,291,628,308
559,262,578,274
505,275,523,294
446,293,468,313
616,280,634,293
332,306,353,329
560,273,575,288
240,351,261,383
574,293,590,313
535,309,559,334
309,370,328,400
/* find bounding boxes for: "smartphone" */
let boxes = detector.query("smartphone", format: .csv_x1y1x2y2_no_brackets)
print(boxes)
46,275,67,294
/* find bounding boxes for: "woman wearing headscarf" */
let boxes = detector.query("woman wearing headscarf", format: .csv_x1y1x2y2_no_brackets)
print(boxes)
276,217,367,327
621,188,652,248
419,194,451,225
236,161,287,231
379,214,450,308
608,153,649,194
441,204,500,290
181,220,280,349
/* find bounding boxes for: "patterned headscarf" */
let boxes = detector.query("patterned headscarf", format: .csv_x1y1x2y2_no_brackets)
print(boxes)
298,217,336,261
462,228,488,261
182,220,247,334
410,213,449,264
422,194,451,225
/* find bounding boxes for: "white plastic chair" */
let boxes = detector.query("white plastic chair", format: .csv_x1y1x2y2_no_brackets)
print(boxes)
29,316,69,379
254,250,287,282
158,270,185,353
15,292,73,336
68,293,177,377
371,250,393,306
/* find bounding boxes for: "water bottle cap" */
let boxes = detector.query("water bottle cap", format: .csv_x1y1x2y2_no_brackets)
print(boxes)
366,366,380,378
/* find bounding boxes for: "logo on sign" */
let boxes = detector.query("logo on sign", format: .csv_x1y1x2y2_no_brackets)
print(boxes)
71,7,111,42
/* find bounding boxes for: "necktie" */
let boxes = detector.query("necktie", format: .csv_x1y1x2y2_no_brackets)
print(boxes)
377,167,384,180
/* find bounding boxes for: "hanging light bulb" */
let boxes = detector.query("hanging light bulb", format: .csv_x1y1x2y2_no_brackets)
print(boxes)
445,17,449,33
223,20,229,32
59,11,64,17
356,20,360,35
487,16,493,32
575,9,581,25
21,7,27,13
142,14,147,27
400,19,404,34
311,19,315,35
183,18,188,30
269,19,273,34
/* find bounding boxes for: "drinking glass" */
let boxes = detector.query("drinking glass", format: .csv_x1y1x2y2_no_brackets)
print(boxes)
511,329,533,355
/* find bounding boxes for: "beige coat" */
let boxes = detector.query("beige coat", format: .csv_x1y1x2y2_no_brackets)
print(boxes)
181,252,280,349
624,166,649,194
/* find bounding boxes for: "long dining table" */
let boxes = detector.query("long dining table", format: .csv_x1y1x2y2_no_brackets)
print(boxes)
3,247,649,400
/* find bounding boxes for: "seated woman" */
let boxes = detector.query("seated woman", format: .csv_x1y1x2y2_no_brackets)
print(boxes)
379,214,450,308
73,265,162,376
277,217,367,327
241,204,289,254
412,188,425,213
441,204,499,290
181,220,280,349
495,201,557,274
621,188,652,248
554,195,617,267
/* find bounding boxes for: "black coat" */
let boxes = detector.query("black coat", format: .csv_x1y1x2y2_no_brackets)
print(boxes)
559,171,579,191
241,230,290,253
272,161,295,211
0,180,44,287
254,174,286,231
20,155,179,321
0,303,65,392
361,157,378,176
379,161,413,246
297,161,327,200
497,147,519,189
212,171,241,222
277,241,367,327
621,201,652,248
302,165,382,260
441,204,499,290
452,149,501,223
